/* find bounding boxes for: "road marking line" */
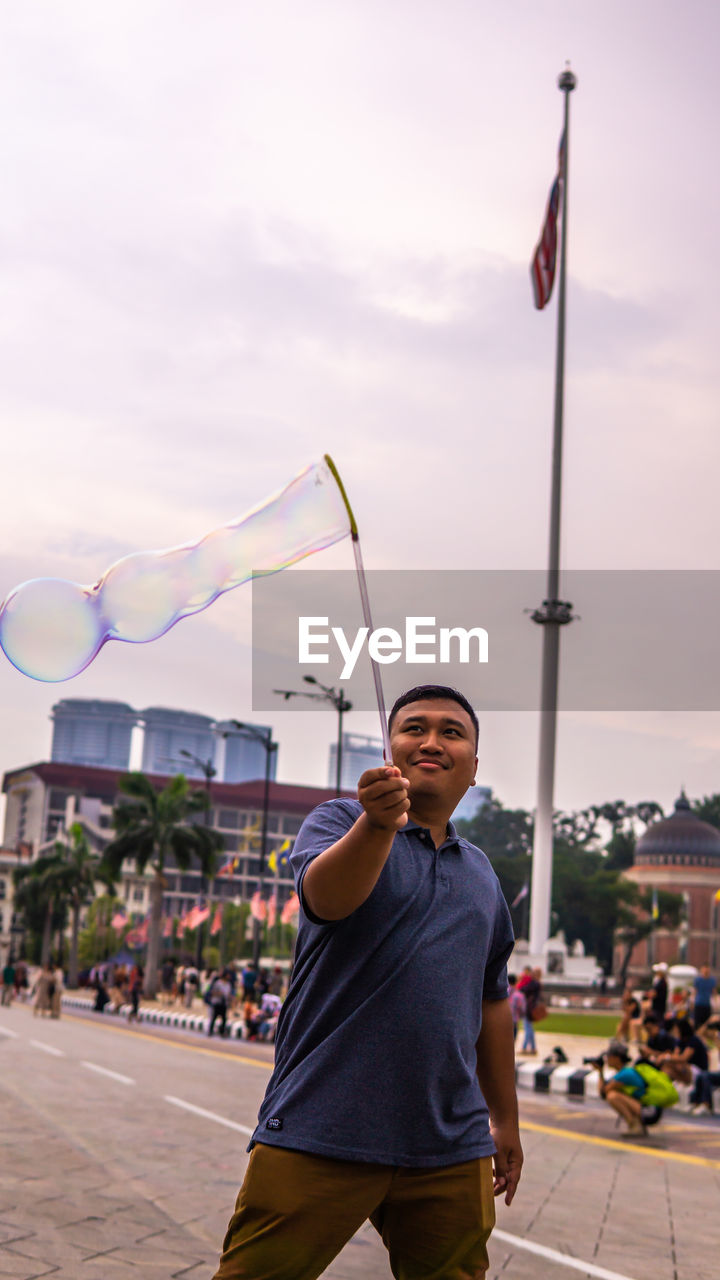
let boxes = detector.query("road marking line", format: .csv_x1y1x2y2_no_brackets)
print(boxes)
165,1095,254,1136
520,1119,720,1170
62,1013,271,1069
29,1039,65,1057
493,1229,637,1280
0,1026,20,1038
81,1060,135,1085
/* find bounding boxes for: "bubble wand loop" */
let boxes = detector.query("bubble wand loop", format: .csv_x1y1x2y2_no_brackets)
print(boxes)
324,454,392,765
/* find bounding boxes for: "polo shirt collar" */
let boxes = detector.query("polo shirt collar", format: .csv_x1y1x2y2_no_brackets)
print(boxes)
404,817,461,851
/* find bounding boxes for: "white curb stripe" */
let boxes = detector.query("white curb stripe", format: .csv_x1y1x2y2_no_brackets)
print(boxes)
164,1095,254,1135
29,1039,65,1057
81,1060,135,1085
0,1026,20,1038
493,1229,639,1280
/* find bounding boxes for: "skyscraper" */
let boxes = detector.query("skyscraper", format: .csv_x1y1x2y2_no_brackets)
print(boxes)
50,699,137,770
218,722,278,784
140,707,216,777
327,733,384,792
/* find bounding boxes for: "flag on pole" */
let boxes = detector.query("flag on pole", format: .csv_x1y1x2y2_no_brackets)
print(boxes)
714,886,720,903
111,907,128,930
267,849,278,874
250,891,267,922
651,886,659,920
162,916,174,938
530,131,566,310
267,893,277,929
281,892,300,924
511,883,529,909
210,903,223,936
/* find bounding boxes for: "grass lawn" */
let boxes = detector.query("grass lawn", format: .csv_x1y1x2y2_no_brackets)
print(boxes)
535,1011,619,1038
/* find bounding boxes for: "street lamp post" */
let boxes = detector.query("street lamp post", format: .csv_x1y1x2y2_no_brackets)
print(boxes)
229,721,278,970
178,749,216,970
274,677,352,795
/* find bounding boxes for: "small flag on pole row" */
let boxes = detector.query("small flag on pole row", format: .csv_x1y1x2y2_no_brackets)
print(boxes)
267,893,277,929
511,883,529,909
250,891,267,922
281,892,300,925
210,903,223,936
530,131,566,310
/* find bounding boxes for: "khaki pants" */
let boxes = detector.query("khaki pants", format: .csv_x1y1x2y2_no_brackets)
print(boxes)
213,1143,495,1280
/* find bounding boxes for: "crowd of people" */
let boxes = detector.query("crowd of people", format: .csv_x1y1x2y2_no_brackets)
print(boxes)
598,962,720,1130
85,956,289,1041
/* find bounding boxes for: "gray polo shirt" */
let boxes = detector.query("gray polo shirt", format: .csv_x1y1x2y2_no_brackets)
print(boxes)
250,798,514,1168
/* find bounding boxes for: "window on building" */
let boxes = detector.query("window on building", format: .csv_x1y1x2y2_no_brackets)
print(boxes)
282,815,304,836
218,809,240,829
133,886,144,902
0,879,6,900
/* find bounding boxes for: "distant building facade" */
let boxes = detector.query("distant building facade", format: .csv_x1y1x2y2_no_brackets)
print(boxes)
1,760,345,931
51,699,137,770
48,698,274,784
328,733,384,791
218,721,278,784
140,707,217,778
616,792,720,975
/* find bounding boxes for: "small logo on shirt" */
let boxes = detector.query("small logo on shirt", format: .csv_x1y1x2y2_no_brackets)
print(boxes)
266,1117,283,1131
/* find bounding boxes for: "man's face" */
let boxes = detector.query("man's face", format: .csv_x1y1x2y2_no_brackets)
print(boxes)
389,698,478,810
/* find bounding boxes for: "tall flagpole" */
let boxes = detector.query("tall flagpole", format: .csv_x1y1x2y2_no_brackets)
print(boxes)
528,67,577,957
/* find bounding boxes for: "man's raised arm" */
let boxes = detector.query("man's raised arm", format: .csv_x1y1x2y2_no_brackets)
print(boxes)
302,766,410,921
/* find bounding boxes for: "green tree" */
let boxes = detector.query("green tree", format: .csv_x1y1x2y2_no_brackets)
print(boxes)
100,772,223,998
58,822,113,987
13,852,72,965
691,793,720,830
77,894,127,970
615,886,684,982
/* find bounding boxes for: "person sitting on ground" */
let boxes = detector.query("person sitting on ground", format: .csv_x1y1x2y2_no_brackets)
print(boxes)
636,1012,678,1063
657,1017,709,1101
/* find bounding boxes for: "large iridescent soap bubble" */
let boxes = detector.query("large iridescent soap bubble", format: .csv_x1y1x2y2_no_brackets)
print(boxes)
0,458,351,682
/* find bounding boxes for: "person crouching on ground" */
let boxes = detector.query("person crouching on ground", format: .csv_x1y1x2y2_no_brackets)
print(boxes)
212,685,523,1280
596,1041,648,1135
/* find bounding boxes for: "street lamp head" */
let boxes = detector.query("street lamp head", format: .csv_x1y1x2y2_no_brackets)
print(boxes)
303,675,317,685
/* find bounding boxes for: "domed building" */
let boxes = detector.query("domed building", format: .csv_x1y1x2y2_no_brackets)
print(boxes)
617,792,720,976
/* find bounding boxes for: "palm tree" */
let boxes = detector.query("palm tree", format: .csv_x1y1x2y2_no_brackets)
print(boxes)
58,822,114,988
100,772,223,998
13,852,73,965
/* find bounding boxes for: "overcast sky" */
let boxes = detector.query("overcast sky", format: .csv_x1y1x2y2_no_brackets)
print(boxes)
2,0,720,824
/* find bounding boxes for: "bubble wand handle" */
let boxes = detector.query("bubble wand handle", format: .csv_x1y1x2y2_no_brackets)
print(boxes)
324,454,392,764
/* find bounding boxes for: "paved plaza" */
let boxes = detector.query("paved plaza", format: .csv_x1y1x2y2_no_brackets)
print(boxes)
0,1003,718,1279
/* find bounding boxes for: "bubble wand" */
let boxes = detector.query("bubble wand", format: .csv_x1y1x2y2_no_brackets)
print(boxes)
0,455,392,759
324,455,392,762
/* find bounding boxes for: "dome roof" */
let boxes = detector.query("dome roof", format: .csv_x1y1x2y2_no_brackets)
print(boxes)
635,791,720,865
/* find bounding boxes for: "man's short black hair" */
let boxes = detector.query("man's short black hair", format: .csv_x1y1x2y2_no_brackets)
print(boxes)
388,685,479,748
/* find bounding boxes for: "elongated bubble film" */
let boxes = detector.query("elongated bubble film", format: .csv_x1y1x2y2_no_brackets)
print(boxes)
0,459,351,682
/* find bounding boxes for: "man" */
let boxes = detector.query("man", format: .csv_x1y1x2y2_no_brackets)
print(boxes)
213,685,522,1280
1,957,15,1006
692,965,716,1031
